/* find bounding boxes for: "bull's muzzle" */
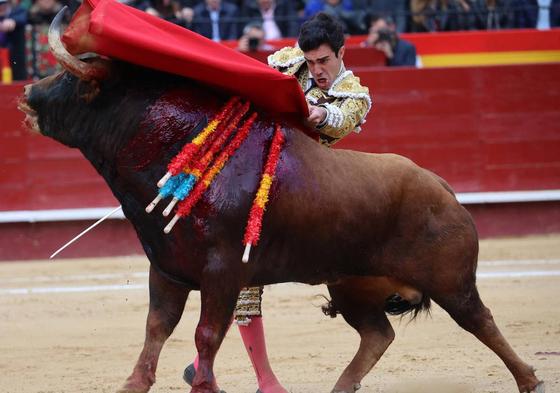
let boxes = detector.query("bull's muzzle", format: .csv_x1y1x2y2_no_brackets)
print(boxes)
18,84,40,134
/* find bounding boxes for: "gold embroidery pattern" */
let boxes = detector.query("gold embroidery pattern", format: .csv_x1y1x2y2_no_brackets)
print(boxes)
331,74,370,96
268,47,305,76
234,286,263,325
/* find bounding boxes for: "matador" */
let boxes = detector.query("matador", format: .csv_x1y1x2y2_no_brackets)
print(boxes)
185,12,372,393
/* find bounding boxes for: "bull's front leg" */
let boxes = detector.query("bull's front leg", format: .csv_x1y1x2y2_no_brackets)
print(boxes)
118,265,190,393
191,262,240,393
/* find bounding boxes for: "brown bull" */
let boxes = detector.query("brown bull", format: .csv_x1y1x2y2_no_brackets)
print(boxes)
17,12,544,393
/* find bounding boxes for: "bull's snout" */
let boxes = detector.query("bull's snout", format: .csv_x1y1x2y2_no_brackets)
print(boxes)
18,84,40,134
23,83,32,99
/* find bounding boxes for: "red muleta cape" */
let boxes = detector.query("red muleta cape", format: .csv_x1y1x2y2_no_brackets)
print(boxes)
62,0,309,118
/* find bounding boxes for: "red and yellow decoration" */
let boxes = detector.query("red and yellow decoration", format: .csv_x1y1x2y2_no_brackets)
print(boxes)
187,102,250,179
242,124,285,263
164,112,258,233
157,97,240,188
159,101,251,216
149,97,286,264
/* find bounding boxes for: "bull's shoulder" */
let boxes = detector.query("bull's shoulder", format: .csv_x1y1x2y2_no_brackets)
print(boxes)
267,46,305,76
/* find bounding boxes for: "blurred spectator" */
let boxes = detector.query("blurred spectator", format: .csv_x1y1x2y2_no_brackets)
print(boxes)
363,0,408,32
362,14,416,66
175,0,197,28
552,0,560,26
410,0,502,32
433,0,468,31
0,0,27,80
192,0,239,41
119,0,153,11
27,0,64,24
241,0,299,39
468,0,512,29
409,0,438,31
237,21,276,51
536,0,551,28
26,0,69,79
304,0,367,34
449,0,484,30
146,0,190,27
510,0,538,28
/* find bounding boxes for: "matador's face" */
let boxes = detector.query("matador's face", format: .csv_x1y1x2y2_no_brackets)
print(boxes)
303,43,345,91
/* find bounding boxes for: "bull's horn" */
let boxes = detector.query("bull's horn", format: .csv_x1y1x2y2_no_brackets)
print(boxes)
48,6,109,81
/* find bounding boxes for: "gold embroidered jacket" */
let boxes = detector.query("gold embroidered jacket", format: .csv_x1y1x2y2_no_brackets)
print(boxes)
268,46,372,147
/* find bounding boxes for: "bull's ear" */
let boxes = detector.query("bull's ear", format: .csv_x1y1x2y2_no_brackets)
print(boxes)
75,57,113,102
76,78,100,103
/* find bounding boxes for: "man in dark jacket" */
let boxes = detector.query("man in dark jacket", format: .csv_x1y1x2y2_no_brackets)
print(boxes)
510,0,538,28
552,0,560,26
0,0,27,80
192,0,240,41
241,0,299,39
362,15,416,67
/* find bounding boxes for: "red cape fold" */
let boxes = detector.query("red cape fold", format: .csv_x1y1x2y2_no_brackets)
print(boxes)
62,0,309,117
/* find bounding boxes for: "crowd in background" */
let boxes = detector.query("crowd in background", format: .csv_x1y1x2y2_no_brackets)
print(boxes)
1,0,560,79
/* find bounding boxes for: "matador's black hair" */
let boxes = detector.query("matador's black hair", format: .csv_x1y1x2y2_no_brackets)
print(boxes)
298,12,345,57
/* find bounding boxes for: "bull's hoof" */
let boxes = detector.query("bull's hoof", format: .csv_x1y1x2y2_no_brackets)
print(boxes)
183,363,227,393
530,381,545,393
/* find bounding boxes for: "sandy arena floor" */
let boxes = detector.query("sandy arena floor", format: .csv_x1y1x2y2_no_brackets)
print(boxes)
1,235,559,393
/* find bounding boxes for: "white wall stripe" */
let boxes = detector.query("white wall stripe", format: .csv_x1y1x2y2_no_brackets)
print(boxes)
1,190,560,223
477,270,560,279
479,259,560,266
456,189,560,204
0,272,149,284
0,283,147,295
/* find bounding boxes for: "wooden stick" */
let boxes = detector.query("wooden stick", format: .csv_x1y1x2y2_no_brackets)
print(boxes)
49,206,123,259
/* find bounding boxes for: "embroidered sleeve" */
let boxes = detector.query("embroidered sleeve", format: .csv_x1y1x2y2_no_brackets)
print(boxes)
316,97,370,139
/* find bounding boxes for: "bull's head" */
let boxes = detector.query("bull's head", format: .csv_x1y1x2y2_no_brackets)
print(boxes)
18,7,110,147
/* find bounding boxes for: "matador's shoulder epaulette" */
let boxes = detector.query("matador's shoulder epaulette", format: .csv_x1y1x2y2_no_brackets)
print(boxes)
328,70,372,115
267,46,305,76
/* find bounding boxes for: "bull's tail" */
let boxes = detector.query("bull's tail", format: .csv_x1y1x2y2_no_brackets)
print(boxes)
384,293,431,320
321,293,431,321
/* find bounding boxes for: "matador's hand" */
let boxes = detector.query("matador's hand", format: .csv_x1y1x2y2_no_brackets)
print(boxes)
305,105,327,128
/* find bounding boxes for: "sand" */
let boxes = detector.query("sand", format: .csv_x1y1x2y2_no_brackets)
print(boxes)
0,234,559,393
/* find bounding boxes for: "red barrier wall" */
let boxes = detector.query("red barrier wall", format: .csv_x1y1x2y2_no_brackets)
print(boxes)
1,62,559,260
339,63,560,192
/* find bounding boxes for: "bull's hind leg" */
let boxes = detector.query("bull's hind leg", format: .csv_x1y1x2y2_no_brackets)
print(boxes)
118,266,190,393
434,285,544,393
327,278,395,393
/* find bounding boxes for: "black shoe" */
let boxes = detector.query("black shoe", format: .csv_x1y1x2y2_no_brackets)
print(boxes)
183,363,227,393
